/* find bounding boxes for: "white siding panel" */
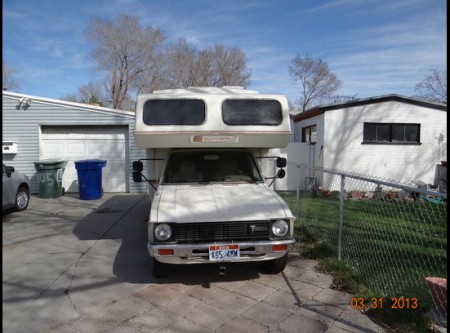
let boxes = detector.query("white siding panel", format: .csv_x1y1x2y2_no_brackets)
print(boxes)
322,101,447,185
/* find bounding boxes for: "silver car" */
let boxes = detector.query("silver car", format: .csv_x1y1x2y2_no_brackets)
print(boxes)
2,163,31,212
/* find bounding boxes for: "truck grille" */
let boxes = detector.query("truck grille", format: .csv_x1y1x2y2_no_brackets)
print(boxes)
174,221,271,243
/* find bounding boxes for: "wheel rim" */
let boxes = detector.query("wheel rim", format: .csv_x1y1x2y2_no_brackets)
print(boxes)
17,191,29,209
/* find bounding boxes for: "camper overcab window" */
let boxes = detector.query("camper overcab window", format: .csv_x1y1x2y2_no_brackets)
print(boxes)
133,87,296,277
222,99,282,125
143,99,206,125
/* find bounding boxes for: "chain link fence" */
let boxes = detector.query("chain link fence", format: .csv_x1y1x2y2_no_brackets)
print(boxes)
279,164,447,330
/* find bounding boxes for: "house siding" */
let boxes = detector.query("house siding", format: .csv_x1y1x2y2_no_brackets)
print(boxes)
292,113,325,168
293,98,447,186
323,101,447,184
2,93,148,194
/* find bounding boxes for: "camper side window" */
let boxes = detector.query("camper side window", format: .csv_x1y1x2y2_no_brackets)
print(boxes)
143,99,206,125
222,99,282,125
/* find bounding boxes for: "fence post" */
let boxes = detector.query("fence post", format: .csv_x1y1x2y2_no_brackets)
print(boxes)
338,174,345,260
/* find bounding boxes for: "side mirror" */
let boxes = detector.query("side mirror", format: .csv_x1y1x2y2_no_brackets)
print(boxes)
132,171,143,183
133,161,143,172
276,169,286,179
276,157,287,168
5,166,15,177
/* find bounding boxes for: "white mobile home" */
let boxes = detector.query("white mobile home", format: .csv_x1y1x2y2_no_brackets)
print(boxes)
291,94,447,187
2,91,147,194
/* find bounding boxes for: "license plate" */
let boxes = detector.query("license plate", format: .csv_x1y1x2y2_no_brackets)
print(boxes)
209,244,240,261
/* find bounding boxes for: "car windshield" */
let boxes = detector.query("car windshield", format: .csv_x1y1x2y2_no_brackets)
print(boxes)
163,151,264,184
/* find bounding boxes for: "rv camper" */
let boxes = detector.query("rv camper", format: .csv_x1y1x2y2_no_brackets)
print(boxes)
132,87,296,277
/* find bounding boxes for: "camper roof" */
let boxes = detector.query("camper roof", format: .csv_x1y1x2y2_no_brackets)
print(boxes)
151,86,260,95
134,87,292,149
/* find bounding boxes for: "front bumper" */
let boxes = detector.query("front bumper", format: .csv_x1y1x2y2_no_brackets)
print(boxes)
148,239,296,264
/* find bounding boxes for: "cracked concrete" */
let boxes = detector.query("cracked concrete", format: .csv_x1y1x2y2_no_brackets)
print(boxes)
3,193,387,333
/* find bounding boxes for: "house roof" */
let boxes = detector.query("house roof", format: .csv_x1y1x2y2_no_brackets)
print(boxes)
291,94,447,123
2,91,135,117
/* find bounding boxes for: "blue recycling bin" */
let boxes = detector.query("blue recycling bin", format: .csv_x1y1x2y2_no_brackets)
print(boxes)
74,159,107,200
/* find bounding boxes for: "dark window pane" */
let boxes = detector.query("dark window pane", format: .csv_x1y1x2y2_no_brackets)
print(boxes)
143,99,205,125
222,99,282,125
376,124,390,142
391,124,405,142
301,127,308,142
363,123,377,141
405,125,419,142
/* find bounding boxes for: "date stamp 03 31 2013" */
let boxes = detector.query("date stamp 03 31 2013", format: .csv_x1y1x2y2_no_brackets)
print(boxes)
350,297,419,310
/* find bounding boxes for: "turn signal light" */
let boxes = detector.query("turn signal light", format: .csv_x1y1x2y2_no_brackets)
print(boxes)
272,244,287,252
158,249,174,256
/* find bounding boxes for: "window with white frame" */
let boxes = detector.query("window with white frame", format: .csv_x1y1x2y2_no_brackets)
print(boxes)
302,125,317,143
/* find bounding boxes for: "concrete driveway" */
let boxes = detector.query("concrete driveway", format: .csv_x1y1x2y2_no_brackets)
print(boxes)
2,193,386,333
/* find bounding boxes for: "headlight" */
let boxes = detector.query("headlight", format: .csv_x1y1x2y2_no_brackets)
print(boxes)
154,224,172,241
272,220,289,237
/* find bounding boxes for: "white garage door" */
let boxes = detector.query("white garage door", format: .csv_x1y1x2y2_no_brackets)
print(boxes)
40,126,128,193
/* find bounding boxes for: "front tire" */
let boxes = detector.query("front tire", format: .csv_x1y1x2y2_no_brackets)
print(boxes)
14,186,30,212
263,253,288,274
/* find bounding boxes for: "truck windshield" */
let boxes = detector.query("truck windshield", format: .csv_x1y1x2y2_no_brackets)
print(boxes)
163,151,264,184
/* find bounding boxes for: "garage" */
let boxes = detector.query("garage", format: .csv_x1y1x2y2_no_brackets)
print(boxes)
40,125,129,193
3,91,148,195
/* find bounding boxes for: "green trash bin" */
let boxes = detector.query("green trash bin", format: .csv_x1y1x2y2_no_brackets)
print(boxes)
33,159,67,198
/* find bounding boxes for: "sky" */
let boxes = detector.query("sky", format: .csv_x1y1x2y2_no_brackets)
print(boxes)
2,0,447,107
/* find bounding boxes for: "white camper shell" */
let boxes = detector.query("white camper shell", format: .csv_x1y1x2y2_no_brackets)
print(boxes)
133,87,296,277
134,86,292,149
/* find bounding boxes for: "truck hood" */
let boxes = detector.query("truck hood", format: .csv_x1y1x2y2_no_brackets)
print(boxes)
154,183,288,223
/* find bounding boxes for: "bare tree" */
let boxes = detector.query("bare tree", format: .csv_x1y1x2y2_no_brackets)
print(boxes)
165,38,211,88
289,54,341,112
210,43,251,87
196,50,215,86
60,93,79,103
83,16,251,109
415,69,447,104
166,40,250,89
78,81,106,106
3,61,20,91
85,15,166,110
60,81,106,106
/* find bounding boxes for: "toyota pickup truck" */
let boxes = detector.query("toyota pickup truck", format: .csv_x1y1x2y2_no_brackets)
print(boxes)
132,87,296,277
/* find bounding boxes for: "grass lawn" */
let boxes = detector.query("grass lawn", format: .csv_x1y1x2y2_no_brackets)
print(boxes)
279,192,447,332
